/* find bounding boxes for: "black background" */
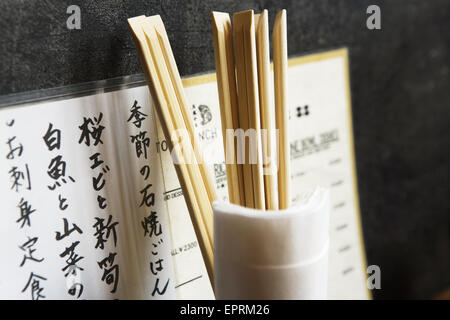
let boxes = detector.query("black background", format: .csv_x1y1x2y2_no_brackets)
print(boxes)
0,0,449,299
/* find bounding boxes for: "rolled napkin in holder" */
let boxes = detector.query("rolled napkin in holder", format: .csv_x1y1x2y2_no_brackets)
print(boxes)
213,187,330,299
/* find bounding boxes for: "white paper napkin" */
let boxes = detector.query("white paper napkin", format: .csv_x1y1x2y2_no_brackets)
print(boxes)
213,187,330,299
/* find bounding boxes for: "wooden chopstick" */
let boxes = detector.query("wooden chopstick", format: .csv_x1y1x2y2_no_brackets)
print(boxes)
273,10,291,209
233,11,255,209
233,10,265,210
255,10,277,210
128,15,214,283
211,12,245,206
142,15,214,273
142,16,214,242
152,17,218,205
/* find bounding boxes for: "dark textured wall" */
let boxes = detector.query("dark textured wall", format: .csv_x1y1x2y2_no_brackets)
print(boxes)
0,0,449,299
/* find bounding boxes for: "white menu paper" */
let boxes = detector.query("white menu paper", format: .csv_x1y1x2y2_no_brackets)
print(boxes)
0,48,370,300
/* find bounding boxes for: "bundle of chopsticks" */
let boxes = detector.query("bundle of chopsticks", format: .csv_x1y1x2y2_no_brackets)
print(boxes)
211,9,291,211
128,9,291,288
128,15,216,283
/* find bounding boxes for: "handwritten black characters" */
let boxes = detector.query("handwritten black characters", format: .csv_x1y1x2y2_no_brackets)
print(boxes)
127,100,148,128
43,123,61,151
78,112,105,146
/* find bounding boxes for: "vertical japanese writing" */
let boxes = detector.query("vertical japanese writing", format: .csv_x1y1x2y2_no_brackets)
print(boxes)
5,119,47,300
127,100,170,297
78,112,119,294
43,122,84,299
